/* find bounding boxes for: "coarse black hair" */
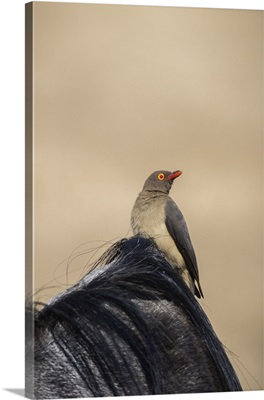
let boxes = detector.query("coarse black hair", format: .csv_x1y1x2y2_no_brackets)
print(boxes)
26,235,242,398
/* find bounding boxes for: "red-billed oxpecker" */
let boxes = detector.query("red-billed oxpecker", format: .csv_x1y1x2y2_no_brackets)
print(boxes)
131,170,203,298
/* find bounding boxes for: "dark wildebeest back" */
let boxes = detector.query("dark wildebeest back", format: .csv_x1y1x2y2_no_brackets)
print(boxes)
25,236,242,398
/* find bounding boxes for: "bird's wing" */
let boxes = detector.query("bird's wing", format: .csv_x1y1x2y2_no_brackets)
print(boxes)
165,199,203,298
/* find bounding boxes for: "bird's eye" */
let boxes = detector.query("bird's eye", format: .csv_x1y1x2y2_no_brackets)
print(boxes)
158,173,165,181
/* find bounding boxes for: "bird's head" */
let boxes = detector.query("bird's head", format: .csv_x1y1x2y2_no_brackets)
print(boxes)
142,170,182,194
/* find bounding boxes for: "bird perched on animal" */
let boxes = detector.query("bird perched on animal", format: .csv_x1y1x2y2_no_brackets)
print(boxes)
131,170,203,298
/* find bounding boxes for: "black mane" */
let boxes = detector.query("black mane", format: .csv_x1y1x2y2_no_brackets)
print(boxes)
26,235,242,398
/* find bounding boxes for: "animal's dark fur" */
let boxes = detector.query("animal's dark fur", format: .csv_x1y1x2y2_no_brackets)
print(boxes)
25,235,242,398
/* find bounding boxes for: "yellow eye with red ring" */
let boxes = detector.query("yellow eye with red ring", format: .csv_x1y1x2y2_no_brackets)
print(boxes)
158,173,165,181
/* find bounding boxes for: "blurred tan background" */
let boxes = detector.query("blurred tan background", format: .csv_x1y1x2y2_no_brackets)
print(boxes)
31,2,263,391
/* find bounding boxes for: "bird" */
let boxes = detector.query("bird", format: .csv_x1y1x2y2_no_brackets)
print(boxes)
131,170,203,298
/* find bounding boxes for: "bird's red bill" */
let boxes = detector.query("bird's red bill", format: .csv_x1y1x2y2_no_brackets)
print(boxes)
167,170,182,181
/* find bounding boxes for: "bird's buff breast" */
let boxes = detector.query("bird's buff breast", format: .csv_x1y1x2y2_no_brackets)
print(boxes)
131,195,185,269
